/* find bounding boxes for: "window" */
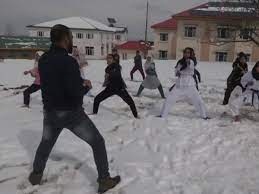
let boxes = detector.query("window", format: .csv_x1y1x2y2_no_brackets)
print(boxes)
159,50,168,60
216,52,228,62
106,43,109,54
160,33,168,41
184,26,196,37
76,33,84,39
122,53,127,60
86,33,94,39
37,31,44,37
217,27,230,39
240,29,253,40
101,46,104,56
115,35,121,40
85,47,94,56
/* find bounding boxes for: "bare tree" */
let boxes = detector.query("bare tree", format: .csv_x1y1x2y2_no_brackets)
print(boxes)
202,0,259,46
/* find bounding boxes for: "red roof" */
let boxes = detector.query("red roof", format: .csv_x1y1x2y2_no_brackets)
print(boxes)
116,41,151,51
151,18,177,30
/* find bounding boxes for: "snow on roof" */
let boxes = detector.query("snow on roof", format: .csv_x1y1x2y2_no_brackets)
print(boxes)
28,17,118,32
152,1,258,29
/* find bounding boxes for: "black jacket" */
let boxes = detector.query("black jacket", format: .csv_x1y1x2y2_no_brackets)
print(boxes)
105,63,126,90
39,46,87,111
134,55,142,67
227,62,248,88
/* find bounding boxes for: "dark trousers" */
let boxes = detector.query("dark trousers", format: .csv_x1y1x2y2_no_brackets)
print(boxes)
130,65,145,80
137,84,165,98
23,84,41,106
93,88,138,118
33,108,110,180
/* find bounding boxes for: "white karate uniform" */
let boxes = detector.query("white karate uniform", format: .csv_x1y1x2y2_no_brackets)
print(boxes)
229,71,259,116
161,59,207,118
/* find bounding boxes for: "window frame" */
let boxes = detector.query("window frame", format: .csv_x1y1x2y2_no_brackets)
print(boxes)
85,46,95,56
160,33,169,41
37,31,44,37
217,27,231,39
76,33,84,39
159,50,168,60
216,52,228,62
184,26,197,38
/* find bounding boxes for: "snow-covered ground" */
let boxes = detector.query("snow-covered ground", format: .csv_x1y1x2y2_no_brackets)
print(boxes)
0,59,259,194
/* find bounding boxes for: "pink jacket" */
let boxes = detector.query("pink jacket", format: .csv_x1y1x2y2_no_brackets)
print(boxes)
30,67,40,85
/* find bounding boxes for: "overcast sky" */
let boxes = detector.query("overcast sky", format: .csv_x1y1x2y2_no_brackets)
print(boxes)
0,0,207,40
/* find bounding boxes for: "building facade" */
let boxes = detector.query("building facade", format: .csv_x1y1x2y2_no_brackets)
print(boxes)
151,2,259,62
27,17,128,59
116,41,153,60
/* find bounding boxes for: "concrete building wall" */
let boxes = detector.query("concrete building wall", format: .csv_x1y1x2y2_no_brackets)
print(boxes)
153,18,259,63
153,29,176,59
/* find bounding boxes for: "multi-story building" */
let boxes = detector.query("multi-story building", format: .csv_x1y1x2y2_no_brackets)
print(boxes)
27,17,128,59
151,1,259,62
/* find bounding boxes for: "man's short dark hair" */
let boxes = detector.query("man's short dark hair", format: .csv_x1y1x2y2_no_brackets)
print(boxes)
136,50,140,53
50,24,71,44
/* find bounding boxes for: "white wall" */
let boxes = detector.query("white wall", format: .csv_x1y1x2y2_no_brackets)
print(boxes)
27,27,127,59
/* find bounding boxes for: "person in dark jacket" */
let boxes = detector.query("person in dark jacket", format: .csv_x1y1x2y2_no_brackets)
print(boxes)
112,48,120,65
28,24,120,194
223,52,248,105
93,54,138,118
130,50,145,80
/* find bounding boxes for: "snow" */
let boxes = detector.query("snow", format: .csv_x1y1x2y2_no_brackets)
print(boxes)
196,6,254,13
31,17,116,32
0,59,259,194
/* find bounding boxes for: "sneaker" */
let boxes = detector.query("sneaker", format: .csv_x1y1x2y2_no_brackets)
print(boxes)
28,171,43,185
203,117,211,120
98,176,121,194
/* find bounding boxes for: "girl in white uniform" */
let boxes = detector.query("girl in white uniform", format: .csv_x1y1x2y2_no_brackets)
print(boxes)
160,48,208,119
229,62,259,122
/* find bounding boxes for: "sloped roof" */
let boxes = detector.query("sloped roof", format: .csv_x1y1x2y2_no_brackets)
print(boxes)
27,17,118,32
151,18,177,30
116,41,151,51
0,36,50,49
174,1,258,18
151,1,258,30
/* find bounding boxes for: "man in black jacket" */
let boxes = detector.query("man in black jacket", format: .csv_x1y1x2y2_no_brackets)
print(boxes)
93,54,138,118
28,24,120,194
130,50,145,80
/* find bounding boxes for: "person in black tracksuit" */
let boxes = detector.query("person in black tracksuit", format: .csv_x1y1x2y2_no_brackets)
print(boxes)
223,53,248,105
93,54,138,118
112,48,120,65
130,50,145,80
28,24,120,194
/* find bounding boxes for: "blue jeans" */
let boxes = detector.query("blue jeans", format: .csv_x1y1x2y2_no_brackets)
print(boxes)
33,108,110,179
